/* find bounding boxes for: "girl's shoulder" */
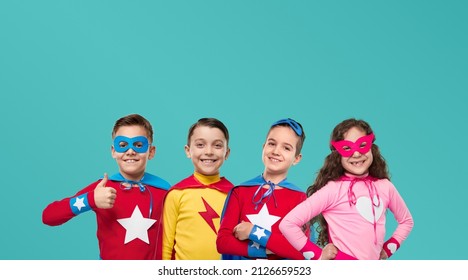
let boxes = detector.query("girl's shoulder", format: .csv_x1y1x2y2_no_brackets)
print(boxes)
373,178,395,187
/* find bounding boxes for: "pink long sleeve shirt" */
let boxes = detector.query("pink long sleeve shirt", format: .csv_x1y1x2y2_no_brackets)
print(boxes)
279,175,414,260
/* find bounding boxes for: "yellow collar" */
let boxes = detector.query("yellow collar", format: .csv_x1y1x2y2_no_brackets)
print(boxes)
194,172,220,185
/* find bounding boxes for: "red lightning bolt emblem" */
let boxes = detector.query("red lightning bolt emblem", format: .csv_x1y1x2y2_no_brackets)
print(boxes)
198,197,220,234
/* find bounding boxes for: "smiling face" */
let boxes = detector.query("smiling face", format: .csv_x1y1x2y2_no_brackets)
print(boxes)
111,125,155,181
340,126,373,176
262,126,302,183
185,125,230,176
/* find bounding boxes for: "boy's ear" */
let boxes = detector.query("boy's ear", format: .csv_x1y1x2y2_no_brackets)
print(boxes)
148,145,156,160
184,145,191,158
293,153,302,165
225,147,231,160
111,145,117,159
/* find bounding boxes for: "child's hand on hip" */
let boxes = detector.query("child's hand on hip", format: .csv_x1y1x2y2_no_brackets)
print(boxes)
320,243,338,260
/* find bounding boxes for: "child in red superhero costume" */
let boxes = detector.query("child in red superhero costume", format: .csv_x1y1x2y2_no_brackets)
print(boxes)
42,114,170,259
217,118,312,260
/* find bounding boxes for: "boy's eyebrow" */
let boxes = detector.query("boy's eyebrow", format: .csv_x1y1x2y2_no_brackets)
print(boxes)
283,142,294,148
193,138,226,142
268,137,295,148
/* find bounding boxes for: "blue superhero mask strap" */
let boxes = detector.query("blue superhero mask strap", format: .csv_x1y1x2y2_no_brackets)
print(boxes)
113,136,149,153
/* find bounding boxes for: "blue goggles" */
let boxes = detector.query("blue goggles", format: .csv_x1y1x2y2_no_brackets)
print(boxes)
113,136,150,153
271,118,303,136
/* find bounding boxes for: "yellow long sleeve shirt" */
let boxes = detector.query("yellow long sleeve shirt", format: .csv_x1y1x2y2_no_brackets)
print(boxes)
162,173,233,260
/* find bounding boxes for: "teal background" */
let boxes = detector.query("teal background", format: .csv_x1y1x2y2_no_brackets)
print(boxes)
1,1,466,260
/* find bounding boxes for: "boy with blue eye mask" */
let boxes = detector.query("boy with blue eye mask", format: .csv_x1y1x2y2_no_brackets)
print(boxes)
42,114,171,260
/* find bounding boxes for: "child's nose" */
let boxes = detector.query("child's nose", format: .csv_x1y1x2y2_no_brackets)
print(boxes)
272,146,281,155
126,148,137,154
205,146,214,155
352,151,361,157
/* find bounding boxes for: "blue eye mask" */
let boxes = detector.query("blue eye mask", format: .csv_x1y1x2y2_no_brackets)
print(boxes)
113,136,149,153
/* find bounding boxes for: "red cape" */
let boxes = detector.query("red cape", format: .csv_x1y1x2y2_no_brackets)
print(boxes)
171,174,233,194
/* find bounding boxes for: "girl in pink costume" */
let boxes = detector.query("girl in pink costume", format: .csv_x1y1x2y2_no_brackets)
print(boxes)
279,118,414,260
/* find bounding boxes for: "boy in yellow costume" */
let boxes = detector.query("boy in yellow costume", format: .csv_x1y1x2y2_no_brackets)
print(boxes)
162,118,234,259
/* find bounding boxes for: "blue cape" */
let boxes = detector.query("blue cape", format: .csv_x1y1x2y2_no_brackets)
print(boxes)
107,172,170,191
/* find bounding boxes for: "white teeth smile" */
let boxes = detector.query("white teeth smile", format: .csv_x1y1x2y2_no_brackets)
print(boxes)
125,160,137,163
202,160,215,163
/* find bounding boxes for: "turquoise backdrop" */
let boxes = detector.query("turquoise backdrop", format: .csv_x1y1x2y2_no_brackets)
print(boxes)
1,1,466,260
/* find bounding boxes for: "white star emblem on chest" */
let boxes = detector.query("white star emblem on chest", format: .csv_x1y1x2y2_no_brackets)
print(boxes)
246,204,280,231
117,205,156,244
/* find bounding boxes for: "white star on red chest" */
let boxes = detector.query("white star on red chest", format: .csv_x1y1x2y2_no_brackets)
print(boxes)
246,204,280,231
117,205,156,244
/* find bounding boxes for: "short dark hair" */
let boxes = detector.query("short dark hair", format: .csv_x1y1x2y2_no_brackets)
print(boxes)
187,118,230,146
112,114,154,142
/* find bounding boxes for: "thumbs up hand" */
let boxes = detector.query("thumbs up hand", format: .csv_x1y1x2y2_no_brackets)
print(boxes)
94,173,117,209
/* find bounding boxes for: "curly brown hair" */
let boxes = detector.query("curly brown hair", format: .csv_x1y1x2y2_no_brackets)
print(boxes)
306,118,390,246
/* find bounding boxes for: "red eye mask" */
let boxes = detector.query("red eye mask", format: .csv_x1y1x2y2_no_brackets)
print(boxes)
331,133,374,157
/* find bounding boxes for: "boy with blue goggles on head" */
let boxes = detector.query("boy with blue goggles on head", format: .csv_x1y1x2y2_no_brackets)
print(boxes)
42,114,170,260
217,117,310,260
